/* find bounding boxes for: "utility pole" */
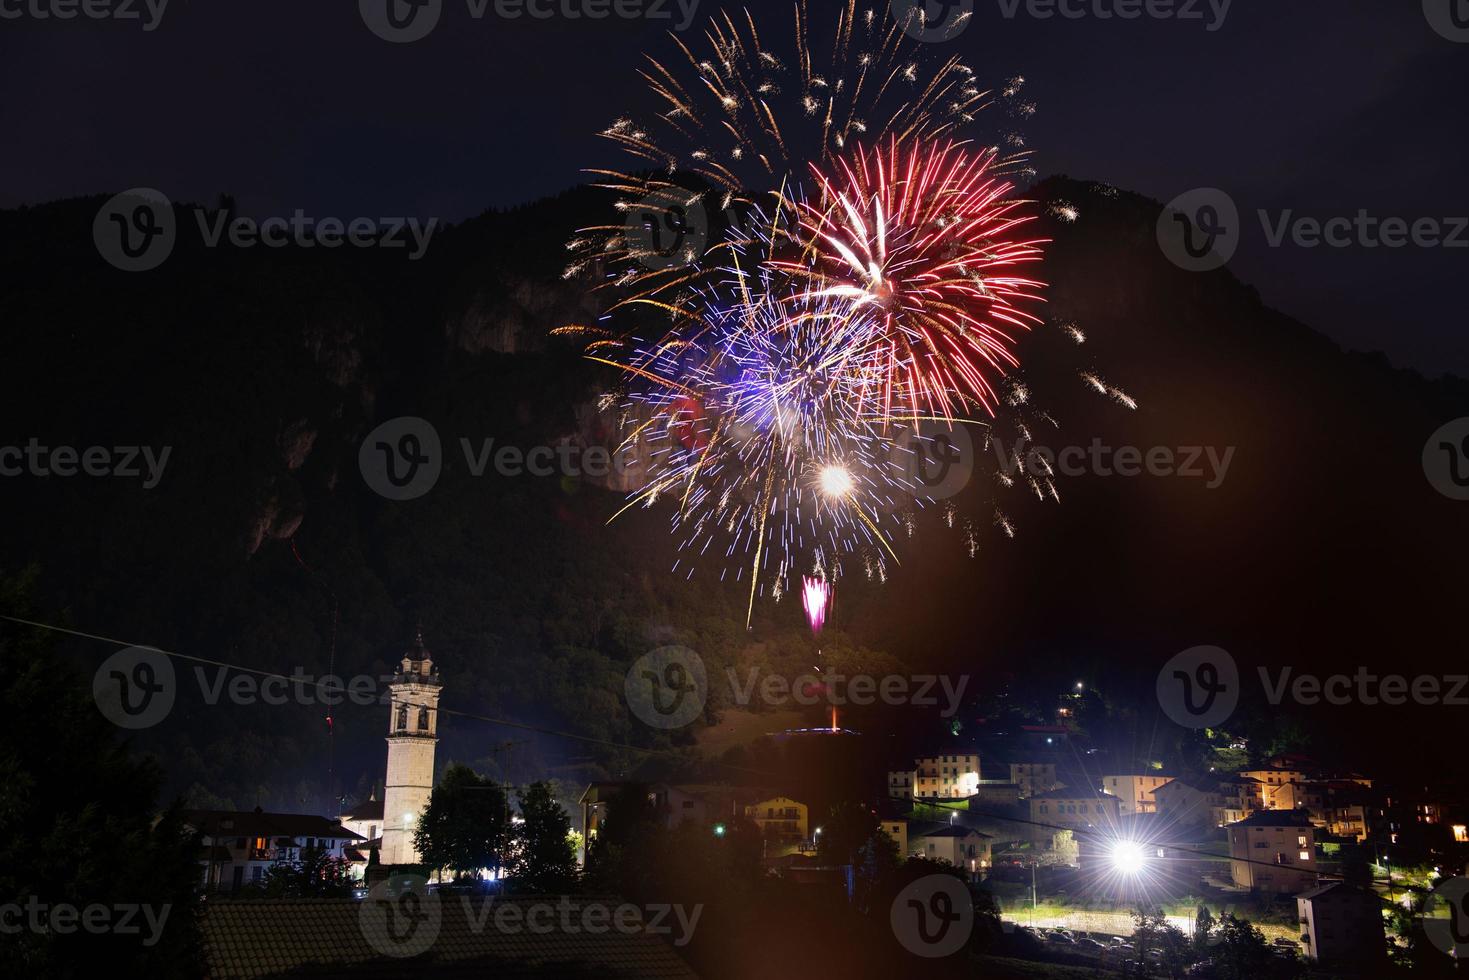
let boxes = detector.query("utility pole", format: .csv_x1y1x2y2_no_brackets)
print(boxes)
1031,858,1038,928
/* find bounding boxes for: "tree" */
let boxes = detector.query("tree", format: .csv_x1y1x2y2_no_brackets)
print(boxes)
1193,904,1216,955
413,764,510,880
246,847,354,898
1212,913,1281,980
508,781,577,893
0,570,203,978
1132,906,1192,978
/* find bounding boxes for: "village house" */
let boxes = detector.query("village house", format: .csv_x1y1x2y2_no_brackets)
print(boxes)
1227,809,1318,893
1028,788,1122,844
1101,772,1174,815
1296,881,1386,968
1009,762,1060,798
183,808,365,892
910,826,992,877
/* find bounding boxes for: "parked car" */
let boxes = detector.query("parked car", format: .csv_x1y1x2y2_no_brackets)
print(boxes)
1076,937,1107,952
1271,937,1297,948
1045,931,1077,945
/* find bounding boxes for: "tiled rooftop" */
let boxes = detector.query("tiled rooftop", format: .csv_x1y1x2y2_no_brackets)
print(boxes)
201,895,700,979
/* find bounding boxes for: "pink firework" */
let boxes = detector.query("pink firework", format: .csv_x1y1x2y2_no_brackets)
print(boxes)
781,137,1049,421
801,576,831,633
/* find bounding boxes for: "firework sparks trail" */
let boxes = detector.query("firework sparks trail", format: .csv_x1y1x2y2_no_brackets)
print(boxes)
778,136,1049,421
801,575,831,632
568,0,1036,309
565,3,1134,617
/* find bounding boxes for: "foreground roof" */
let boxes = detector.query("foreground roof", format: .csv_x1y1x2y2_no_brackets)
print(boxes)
201,896,699,979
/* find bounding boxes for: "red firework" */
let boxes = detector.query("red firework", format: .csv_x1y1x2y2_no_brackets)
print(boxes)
781,137,1049,419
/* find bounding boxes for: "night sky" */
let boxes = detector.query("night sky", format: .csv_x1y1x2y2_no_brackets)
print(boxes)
3,0,1465,373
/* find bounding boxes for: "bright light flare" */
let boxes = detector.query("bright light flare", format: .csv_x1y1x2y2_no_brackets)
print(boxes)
1108,840,1148,876
801,576,831,633
818,464,855,498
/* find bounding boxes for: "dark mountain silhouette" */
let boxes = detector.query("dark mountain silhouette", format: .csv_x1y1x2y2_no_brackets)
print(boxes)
1,176,1462,811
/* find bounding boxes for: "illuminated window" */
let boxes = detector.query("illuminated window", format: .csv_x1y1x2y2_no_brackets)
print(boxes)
1299,850,1310,861
1454,825,1468,843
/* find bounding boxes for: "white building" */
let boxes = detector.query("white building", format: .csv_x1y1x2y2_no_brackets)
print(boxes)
890,754,981,800
185,809,365,892
378,632,442,866
1102,773,1174,815
910,826,992,877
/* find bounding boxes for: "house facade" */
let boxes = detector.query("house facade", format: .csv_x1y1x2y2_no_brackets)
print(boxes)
911,827,992,876
744,796,809,855
1227,810,1317,893
1102,773,1174,815
890,753,981,800
1009,762,1060,798
1154,775,1262,832
1028,789,1121,843
1296,882,1386,967
184,809,365,892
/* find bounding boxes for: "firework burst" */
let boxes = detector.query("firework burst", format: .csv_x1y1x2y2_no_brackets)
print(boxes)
777,136,1048,420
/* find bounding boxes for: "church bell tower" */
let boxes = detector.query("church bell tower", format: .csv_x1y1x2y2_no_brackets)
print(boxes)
379,630,442,866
